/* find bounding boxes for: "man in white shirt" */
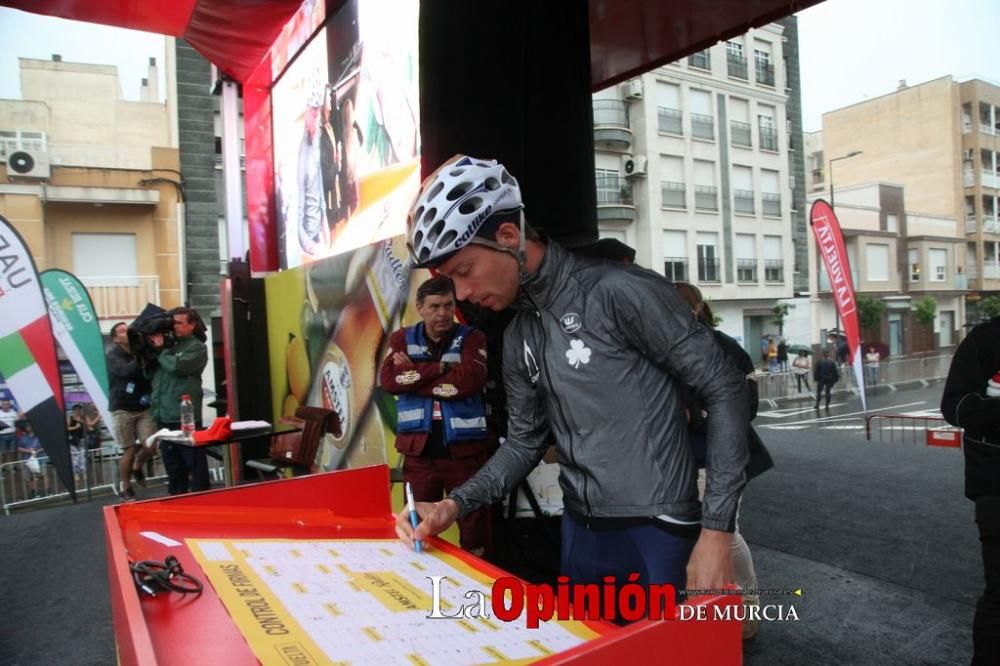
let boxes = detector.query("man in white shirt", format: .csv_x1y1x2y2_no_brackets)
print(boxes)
0,399,19,465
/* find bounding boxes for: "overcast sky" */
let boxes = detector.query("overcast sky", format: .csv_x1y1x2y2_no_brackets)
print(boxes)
0,9,166,103
0,1,997,130
797,0,999,131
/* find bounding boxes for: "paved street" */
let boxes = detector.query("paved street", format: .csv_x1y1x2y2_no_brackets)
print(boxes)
0,381,977,665
744,380,975,665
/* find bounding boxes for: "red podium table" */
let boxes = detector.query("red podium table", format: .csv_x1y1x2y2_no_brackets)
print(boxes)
105,465,741,664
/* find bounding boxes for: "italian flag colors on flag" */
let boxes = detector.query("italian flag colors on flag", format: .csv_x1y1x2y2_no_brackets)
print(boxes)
0,319,63,412
0,215,74,499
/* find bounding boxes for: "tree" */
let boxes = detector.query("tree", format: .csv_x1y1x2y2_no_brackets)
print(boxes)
978,295,1000,322
769,302,794,337
913,296,937,352
855,294,886,340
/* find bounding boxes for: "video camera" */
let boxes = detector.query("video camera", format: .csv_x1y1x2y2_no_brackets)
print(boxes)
127,312,176,361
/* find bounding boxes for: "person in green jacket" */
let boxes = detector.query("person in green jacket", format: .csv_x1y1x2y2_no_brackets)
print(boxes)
149,307,209,494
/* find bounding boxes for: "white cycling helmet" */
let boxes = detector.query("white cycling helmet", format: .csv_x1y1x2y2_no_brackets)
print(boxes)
407,155,524,268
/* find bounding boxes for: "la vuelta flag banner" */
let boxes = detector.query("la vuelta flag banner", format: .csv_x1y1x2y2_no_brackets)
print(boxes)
40,269,114,443
810,200,867,412
0,215,74,498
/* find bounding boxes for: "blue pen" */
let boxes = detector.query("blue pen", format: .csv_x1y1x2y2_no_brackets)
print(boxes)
405,482,422,554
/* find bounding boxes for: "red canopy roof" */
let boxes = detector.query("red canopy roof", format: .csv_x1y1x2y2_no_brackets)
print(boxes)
2,0,821,88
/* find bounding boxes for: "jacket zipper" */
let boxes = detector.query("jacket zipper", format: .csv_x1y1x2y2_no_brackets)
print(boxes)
533,306,592,523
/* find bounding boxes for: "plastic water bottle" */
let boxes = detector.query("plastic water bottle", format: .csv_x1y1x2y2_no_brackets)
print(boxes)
180,394,195,442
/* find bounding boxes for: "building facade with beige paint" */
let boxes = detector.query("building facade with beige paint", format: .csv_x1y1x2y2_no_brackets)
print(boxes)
0,55,182,330
806,75,1000,354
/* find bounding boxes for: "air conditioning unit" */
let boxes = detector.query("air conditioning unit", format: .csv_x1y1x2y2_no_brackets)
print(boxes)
622,154,647,178
788,175,796,190
5,149,50,179
620,78,643,101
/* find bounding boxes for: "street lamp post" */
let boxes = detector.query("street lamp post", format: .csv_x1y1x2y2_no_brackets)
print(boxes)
827,150,863,351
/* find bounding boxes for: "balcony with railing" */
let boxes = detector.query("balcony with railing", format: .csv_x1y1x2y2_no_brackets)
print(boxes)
661,181,686,208
688,51,711,71
595,175,636,223
727,53,748,79
694,185,719,211
734,189,755,214
762,192,781,217
730,120,752,148
664,258,688,282
737,259,758,283
983,170,1000,190
755,63,775,87
698,257,721,282
658,107,683,135
765,259,784,283
759,126,778,151
967,261,1000,280
79,275,161,319
592,100,631,148
966,215,978,234
690,113,715,141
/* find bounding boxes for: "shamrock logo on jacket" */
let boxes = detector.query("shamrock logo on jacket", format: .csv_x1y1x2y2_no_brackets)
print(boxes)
566,339,591,369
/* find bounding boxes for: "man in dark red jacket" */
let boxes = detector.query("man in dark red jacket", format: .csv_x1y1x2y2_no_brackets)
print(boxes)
380,276,493,554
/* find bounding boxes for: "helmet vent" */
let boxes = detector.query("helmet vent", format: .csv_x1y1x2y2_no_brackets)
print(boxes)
426,181,445,201
427,220,445,243
458,196,483,215
446,182,473,201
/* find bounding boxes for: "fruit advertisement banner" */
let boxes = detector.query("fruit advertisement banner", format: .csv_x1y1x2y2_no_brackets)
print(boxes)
265,234,426,473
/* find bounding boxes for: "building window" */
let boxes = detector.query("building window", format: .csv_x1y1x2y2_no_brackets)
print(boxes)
736,259,758,283
908,248,920,281
658,107,683,135
733,165,754,214
661,181,686,208
758,108,778,151
929,248,947,282
761,169,781,217
726,41,747,79
689,90,714,141
764,235,783,282
736,234,757,283
693,160,717,211
73,233,139,286
866,244,891,282
688,50,711,70
730,120,752,147
754,44,774,87
886,213,899,233
595,169,632,206
661,155,685,208
697,233,720,283
691,113,715,140
663,230,687,281
656,82,683,135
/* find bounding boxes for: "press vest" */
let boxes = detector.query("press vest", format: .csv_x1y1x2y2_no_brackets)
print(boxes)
396,324,487,443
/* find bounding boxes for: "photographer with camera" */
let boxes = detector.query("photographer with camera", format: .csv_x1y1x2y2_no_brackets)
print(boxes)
107,321,156,501
149,307,209,495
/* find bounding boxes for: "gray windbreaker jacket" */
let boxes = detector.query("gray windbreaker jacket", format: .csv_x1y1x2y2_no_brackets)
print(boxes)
449,241,750,532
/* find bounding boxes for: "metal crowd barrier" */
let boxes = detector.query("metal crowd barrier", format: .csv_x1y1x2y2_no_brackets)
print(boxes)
865,413,962,447
0,445,227,515
755,354,954,404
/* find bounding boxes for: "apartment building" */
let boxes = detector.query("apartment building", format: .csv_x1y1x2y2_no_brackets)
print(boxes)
0,54,182,327
592,21,803,357
806,180,966,355
817,75,999,328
